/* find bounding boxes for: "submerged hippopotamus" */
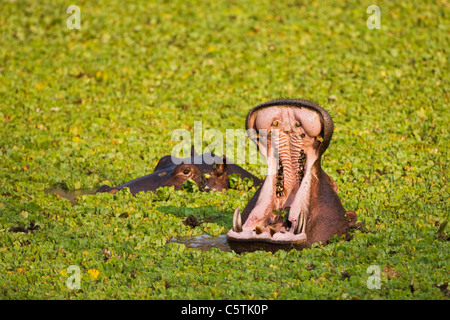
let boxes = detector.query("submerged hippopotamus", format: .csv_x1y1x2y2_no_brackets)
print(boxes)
96,147,262,195
226,99,357,253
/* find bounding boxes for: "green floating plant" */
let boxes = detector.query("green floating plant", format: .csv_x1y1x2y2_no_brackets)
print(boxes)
0,0,448,300
228,174,254,191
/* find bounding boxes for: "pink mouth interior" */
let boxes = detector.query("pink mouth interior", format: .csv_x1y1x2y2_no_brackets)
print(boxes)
227,106,323,243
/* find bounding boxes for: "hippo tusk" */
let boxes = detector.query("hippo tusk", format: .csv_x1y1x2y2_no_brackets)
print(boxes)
232,207,242,232
294,211,305,235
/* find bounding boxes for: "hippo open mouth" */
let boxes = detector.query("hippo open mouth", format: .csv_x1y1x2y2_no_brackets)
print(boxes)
226,99,356,253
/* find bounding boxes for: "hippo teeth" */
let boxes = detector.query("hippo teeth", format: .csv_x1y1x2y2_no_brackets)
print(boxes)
275,159,284,198
255,226,263,235
232,207,242,232
294,210,305,235
298,149,306,183
269,226,277,237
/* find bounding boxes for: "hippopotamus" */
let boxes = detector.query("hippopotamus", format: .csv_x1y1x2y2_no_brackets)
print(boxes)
226,99,357,253
96,147,262,195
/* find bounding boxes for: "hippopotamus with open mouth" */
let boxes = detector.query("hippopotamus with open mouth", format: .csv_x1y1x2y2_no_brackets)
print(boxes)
96,147,262,195
226,99,356,253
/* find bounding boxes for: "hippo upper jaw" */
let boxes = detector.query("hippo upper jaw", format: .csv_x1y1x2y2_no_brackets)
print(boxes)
227,99,353,253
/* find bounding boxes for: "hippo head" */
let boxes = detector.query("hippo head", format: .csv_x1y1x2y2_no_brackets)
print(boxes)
226,99,356,253
96,147,262,195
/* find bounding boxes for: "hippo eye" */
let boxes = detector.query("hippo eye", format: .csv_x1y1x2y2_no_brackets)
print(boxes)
272,120,279,127
183,169,190,175
295,121,301,127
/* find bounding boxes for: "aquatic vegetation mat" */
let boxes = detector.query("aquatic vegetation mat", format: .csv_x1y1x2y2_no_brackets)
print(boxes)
0,0,448,299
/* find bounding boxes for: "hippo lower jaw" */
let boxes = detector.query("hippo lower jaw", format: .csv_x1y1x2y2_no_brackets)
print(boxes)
227,99,354,253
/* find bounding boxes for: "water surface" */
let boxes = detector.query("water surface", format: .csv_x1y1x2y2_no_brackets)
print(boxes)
171,234,232,252
45,188,233,252
44,187,96,205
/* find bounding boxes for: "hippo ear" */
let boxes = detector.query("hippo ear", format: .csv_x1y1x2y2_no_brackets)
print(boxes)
213,156,228,176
